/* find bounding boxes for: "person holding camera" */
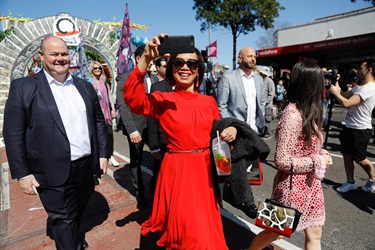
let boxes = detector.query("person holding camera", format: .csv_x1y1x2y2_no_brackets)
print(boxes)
123,33,237,249
330,57,375,193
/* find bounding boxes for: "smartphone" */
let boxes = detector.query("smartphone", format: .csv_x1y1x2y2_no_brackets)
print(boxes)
159,35,195,55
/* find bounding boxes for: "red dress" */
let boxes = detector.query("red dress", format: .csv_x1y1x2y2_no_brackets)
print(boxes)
124,67,228,250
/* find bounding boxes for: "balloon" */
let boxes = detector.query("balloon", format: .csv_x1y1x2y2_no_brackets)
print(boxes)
131,35,142,46
130,35,149,46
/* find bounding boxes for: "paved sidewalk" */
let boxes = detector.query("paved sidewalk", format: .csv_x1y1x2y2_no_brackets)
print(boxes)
0,147,287,250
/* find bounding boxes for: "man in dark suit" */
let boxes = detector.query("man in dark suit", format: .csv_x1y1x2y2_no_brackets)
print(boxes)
150,57,167,83
3,36,109,250
147,79,173,193
116,45,148,207
216,46,266,219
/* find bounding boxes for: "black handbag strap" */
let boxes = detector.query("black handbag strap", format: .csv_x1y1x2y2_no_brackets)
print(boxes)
271,163,294,205
288,163,294,206
289,164,294,191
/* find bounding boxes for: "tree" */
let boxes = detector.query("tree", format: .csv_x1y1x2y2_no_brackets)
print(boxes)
193,0,284,69
350,0,375,6
255,21,291,49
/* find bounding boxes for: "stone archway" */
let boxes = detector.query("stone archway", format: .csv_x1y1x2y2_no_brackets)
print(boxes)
0,13,120,140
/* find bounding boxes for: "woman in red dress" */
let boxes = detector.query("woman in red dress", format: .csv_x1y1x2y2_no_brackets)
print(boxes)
124,33,236,249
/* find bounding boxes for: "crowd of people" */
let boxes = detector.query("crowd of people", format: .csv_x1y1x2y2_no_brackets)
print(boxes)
2,34,375,250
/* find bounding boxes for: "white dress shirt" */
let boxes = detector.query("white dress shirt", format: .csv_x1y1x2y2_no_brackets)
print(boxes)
241,70,258,134
44,70,91,161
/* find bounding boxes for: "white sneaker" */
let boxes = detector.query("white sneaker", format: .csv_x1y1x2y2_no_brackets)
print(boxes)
337,181,357,193
109,156,119,167
361,179,375,193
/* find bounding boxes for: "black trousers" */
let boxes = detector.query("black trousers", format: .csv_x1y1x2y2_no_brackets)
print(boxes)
229,158,255,206
127,135,146,196
38,156,94,250
106,124,114,154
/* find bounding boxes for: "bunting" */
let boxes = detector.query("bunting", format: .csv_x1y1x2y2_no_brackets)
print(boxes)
206,41,217,58
116,3,134,76
77,33,90,80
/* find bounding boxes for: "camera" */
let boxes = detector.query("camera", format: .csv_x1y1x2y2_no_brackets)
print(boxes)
323,69,338,83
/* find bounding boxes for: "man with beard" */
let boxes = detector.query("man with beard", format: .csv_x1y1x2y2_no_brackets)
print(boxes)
330,57,375,193
216,46,266,218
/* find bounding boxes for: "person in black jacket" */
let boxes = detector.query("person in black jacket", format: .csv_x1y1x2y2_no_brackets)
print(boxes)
210,118,270,208
3,36,109,249
147,79,173,193
116,45,148,207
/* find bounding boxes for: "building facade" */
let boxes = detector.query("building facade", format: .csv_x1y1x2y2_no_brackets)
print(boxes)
256,6,375,81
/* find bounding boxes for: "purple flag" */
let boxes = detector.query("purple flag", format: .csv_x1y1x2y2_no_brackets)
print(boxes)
116,3,134,76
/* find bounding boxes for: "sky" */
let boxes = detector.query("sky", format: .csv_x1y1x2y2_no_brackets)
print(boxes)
0,0,373,70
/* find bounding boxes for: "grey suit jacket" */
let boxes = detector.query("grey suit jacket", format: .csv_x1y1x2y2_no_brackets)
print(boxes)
216,68,266,135
115,71,147,136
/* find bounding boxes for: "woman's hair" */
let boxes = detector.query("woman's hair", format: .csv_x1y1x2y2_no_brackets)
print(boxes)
89,61,107,83
283,60,324,146
165,48,205,90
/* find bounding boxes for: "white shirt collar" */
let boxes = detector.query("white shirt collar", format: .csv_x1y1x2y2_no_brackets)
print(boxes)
43,69,73,85
239,69,255,79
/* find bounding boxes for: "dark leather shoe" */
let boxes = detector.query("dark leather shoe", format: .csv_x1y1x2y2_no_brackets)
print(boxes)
239,204,258,219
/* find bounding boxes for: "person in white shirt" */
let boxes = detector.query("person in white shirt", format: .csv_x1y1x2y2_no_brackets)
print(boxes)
3,36,109,249
216,46,266,218
330,56,375,193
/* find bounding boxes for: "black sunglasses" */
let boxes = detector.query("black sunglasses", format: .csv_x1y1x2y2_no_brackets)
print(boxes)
93,67,102,70
173,58,199,70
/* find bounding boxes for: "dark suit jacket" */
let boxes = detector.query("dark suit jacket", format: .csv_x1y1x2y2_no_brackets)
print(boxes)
115,72,147,136
147,80,172,150
150,74,160,84
3,70,109,187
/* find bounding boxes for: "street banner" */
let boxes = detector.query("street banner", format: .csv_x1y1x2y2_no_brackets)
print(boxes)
116,3,134,76
207,41,217,58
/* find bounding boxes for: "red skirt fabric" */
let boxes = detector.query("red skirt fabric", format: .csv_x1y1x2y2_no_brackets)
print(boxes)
141,150,228,250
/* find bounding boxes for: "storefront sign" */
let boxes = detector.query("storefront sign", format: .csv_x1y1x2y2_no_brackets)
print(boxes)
257,33,375,57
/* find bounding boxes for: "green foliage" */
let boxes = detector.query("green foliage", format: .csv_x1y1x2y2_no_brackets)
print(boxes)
0,26,15,42
85,49,103,62
109,31,117,45
193,0,284,69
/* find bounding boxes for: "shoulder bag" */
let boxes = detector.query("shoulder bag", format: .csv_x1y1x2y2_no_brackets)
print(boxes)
255,164,302,237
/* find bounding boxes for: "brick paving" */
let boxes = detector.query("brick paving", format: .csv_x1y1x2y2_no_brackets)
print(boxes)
0,148,284,250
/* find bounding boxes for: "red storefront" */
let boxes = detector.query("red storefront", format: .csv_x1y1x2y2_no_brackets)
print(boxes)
256,32,375,81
